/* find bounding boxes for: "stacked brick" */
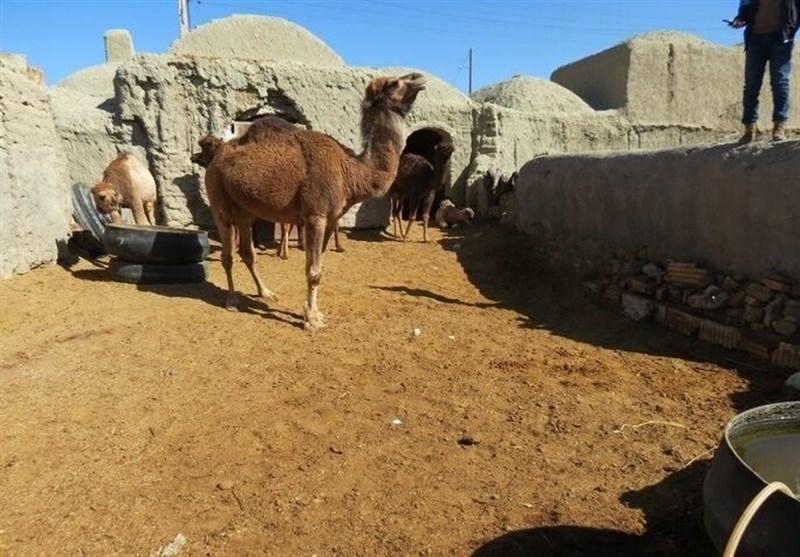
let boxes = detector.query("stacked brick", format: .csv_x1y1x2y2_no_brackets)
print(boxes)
585,255,800,370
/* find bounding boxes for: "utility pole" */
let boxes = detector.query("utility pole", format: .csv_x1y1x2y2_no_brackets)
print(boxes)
468,48,473,94
178,0,190,36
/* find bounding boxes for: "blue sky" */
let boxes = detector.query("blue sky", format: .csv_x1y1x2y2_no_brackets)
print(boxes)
1,0,743,93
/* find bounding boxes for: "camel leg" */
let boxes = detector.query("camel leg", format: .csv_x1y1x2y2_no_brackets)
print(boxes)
237,214,278,302
130,198,149,226
303,216,327,331
393,198,408,239
144,200,157,226
402,199,420,240
322,221,344,253
333,222,344,252
278,223,290,259
219,222,239,311
421,192,437,243
296,224,305,251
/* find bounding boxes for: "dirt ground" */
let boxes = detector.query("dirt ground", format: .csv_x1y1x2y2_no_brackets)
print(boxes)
1,223,796,557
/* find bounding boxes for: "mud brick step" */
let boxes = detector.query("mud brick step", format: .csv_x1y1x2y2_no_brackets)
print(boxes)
760,276,793,294
603,284,622,304
664,307,701,336
745,283,774,303
771,342,800,370
697,318,742,349
740,338,772,360
666,263,713,288
627,275,657,295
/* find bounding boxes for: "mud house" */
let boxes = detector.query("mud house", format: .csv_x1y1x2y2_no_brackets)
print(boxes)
1,15,798,279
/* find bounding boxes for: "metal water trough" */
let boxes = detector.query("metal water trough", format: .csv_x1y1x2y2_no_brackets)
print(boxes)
703,401,800,557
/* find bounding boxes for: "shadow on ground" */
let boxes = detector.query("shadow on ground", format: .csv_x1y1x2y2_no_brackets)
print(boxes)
431,223,796,413
472,462,715,557
63,252,304,329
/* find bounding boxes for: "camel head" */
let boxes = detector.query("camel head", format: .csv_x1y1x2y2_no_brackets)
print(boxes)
363,72,427,117
91,182,123,214
191,135,223,169
434,140,455,164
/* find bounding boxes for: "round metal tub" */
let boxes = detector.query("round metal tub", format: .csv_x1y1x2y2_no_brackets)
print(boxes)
703,401,800,557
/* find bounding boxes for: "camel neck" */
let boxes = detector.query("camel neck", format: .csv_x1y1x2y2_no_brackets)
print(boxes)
351,109,406,199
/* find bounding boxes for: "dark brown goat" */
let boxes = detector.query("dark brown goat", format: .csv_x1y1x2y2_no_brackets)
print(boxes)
483,167,518,207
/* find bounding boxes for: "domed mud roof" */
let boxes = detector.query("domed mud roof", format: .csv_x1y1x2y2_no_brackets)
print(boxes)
470,75,593,114
169,14,345,67
55,63,118,98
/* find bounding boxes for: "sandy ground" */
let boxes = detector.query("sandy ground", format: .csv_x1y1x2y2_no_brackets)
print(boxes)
1,223,795,557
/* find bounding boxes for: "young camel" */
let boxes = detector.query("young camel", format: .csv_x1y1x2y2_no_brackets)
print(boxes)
192,124,343,261
91,152,157,225
389,140,454,242
204,73,426,330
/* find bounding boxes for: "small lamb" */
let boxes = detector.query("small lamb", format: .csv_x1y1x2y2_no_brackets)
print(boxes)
436,199,475,228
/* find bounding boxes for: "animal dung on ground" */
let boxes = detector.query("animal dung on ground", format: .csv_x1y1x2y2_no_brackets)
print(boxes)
457,436,480,446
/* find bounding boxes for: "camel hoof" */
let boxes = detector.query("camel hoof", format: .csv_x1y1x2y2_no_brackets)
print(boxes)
303,319,328,332
303,304,327,331
259,290,279,303
225,296,239,311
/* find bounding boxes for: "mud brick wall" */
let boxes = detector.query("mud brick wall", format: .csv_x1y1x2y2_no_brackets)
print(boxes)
585,258,800,371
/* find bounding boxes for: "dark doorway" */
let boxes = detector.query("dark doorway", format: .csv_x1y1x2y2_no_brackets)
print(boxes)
401,128,453,220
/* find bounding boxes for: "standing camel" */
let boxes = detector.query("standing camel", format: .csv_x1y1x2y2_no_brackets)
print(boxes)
204,72,426,330
388,140,454,242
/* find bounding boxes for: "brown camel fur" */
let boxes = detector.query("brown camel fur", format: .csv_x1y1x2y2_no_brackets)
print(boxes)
388,140,454,242
192,126,343,261
204,72,426,330
92,152,157,225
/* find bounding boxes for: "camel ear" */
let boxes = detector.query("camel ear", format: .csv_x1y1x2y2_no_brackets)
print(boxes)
509,172,519,188
365,77,398,107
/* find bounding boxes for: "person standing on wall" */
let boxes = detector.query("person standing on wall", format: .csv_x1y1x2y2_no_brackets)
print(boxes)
728,0,799,143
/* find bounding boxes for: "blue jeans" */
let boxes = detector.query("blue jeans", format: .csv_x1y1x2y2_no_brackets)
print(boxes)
742,33,794,124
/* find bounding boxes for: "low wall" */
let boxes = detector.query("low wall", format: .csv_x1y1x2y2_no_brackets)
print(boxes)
515,140,800,281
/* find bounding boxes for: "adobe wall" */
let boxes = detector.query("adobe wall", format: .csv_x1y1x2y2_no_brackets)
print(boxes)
552,32,800,131
514,140,800,281
113,56,474,228
0,57,72,278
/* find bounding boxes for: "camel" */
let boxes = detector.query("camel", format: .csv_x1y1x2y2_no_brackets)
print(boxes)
192,127,343,261
204,72,426,330
388,139,454,242
91,152,157,225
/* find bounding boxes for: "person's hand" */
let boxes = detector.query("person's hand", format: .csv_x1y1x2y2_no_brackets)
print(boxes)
729,18,746,28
